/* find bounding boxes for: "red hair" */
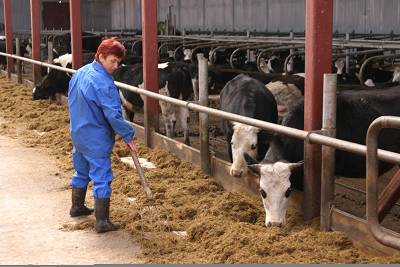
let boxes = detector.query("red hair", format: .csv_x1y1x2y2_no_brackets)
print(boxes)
95,37,125,61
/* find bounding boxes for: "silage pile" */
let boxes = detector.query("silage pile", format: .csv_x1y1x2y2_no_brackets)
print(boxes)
0,75,399,263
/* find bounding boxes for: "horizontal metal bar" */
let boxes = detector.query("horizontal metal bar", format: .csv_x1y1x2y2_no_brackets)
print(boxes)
2,51,400,166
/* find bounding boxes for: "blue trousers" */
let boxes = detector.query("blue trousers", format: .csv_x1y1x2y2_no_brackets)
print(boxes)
70,147,113,198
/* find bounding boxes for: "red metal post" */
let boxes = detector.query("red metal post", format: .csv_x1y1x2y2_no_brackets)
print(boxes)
141,0,159,148
304,0,333,221
30,0,41,84
69,0,83,69
3,0,13,78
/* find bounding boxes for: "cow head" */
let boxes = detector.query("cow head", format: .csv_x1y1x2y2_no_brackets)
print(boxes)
183,49,193,61
392,66,400,83
267,55,280,73
245,153,303,227
32,82,51,100
32,63,71,100
158,81,177,137
259,58,270,73
229,122,260,177
334,59,345,75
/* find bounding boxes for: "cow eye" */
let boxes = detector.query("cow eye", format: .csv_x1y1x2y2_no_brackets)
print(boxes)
285,188,291,198
251,144,257,150
259,188,267,199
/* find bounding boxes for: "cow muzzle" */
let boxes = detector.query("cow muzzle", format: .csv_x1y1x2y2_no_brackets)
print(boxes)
266,221,283,227
230,167,244,177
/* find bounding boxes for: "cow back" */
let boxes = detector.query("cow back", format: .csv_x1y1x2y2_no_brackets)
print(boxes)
220,74,278,161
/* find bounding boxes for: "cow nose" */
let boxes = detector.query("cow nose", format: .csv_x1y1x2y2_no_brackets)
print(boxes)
230,168,243,177
266,221,283,227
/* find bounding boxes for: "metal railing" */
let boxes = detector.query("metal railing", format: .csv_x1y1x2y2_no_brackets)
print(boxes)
1,51,400,167
367,116,400,249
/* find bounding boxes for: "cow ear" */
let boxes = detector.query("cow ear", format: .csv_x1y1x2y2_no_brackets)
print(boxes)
288,160,304,171
248,164,261,175
244,152,259,165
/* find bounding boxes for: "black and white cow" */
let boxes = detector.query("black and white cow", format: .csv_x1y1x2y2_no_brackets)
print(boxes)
245,86,400,227
112,64,145,122
363,66,400,88
220,74,278,177
32,54,72,100
333,59,361,85
114,62,194,145
0,39,28,71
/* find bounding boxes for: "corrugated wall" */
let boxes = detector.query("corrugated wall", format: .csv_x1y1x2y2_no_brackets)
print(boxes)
1,1,400,34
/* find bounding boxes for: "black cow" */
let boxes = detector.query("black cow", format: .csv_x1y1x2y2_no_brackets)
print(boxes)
113,62,193,145
220,74,278,177
244,86,400,227
112,64,145,121
263,86,400,190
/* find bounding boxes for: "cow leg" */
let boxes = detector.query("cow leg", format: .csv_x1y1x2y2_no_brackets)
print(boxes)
192,78,199,101
163,114,175,138
121,105,129,121
178,106,190,146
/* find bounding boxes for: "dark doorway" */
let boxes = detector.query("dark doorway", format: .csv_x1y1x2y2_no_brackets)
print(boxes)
42,2,70,30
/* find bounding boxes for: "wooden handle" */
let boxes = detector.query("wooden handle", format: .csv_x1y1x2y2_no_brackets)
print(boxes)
130,148,154,205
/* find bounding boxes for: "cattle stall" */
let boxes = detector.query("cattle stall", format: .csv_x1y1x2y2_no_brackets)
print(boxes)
3,51,400,256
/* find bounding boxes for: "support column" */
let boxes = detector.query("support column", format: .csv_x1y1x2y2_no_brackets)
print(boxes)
304,0,333,221
70,0,83,69
3,0,14,78
30,0,41,84
141,0,159,148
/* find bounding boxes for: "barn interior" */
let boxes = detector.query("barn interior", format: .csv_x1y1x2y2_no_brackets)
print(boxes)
1,0,400,264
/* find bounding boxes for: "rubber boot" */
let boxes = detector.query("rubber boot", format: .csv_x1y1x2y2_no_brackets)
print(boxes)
95,198,120,233
69,186,94,217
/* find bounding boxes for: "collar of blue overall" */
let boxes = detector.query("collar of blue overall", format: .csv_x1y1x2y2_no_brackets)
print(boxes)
92,60,111,78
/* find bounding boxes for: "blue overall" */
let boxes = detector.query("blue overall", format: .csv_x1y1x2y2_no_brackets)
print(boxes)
68,60,135,198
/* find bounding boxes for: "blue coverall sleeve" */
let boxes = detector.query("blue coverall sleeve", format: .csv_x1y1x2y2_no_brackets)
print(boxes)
96,83,135,143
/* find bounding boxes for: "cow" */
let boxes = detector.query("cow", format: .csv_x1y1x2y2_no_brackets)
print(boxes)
0,39,28,71
113,62,194,145
333,59,361,85
220,74,278,177
112,64,145,122
265,75,304,122
245,86,400,227
32,54,73,100
363,66,400,88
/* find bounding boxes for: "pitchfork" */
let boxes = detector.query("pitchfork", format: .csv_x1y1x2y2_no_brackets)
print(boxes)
127,146,172,238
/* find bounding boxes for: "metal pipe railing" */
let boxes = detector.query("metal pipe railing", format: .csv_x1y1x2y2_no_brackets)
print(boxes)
283,48,386,74
208,42,253,65
366,116,400,249
256,45,305,73
2,51,400,167
229,43,278,69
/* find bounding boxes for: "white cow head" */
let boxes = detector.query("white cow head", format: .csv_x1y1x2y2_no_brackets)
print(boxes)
259,58,270,73
334,59,345,75
392,66,400,83
364,79,375,87
183,49,193,61
158,81,176,138
245,153,303,227
229,122,260,177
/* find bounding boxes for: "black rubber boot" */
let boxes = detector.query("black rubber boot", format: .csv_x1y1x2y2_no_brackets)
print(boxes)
95,198,120,233
69,186,94,217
